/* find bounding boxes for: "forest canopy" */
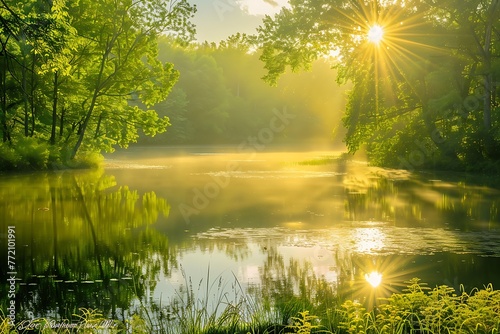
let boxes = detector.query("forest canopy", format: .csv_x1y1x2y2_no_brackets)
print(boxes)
2,0,499,172
256,0,500,171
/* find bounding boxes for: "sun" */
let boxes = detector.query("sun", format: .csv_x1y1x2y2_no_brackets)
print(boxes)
367,24,384,44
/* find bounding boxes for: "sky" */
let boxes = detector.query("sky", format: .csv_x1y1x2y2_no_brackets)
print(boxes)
189,0,289,43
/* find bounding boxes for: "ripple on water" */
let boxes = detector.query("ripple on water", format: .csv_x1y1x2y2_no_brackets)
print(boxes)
105,160,170,169
193,170,346,179
193,225,500,257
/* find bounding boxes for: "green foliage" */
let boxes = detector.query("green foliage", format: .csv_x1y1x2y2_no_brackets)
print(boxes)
0,312,12,334
155,269,250,334
288,311,321,334
336,278,500,334
256,0,500,171
127,314,151,334
0,138,62,171
71,151,104,169
339,300,369,334
0,0,196,170
0,138,105,171
0,169,171,320
0,142,20,170
13,137,50,170
142,36,343,146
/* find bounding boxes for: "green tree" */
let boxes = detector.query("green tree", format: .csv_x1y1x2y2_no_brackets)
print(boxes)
66,0,194,159
256,0,500,170
0,0,196,169
0,0,74,143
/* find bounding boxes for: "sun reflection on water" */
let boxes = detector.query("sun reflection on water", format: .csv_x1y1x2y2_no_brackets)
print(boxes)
365,271,383,288
354,227,386,253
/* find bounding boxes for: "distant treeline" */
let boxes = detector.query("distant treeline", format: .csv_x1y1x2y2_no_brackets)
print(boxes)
138,35,345,148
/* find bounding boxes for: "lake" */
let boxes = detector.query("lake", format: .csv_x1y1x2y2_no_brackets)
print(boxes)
1,146,500,323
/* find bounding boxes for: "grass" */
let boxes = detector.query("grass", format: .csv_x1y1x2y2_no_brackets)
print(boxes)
1,278,500,333
130,266,279,334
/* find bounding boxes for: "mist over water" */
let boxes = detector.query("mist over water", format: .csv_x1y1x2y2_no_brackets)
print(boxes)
2,146,500,320
108,146,500,290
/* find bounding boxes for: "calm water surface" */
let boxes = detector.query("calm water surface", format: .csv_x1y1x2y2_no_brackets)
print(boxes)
1,146,500,320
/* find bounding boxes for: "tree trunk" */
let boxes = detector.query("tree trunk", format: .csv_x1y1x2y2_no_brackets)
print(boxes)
70,35,116,160
73,176,105,279
484,73,492,130
50,71,59,145
420,73,458,163
21,37,29,137
50,186,59,272
0,45,9,143
59,107,65,138
482,0,499,130
94,113,103,139
70,86,99,159
30,54,36,137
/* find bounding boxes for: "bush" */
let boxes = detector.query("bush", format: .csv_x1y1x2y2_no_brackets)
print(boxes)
71,151,104,169
0,137,103,172
337,278,500,334
0,142,21,170
14,137,51,170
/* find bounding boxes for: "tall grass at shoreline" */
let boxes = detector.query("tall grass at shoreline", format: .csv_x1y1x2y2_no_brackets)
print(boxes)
130,266,290,334
1,278,500,333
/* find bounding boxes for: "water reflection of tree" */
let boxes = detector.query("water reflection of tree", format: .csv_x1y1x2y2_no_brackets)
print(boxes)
247,245,339,326
245,243,500,321
0,169,172,320
343,170,500,230
189,235,252,262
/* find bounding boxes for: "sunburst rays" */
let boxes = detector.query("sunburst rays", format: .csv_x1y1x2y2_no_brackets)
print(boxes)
330,0,452,110
346,254,433,310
